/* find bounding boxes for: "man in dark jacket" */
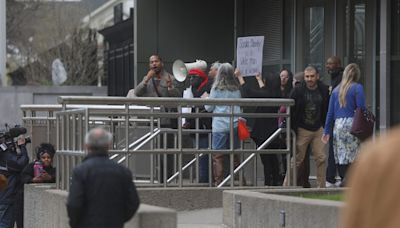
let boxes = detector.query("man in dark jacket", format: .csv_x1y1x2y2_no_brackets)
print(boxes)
0,135,29,228
67,128,140,228
290,66,329,188
325,56,344,187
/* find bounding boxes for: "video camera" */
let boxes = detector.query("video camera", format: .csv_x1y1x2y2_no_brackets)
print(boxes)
0,125,31,152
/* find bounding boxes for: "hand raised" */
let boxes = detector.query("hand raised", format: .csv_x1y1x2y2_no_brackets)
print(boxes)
255,73,262,81
145,69,156,82
234,68,242,78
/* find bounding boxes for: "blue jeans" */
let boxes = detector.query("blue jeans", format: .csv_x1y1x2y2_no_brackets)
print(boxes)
194,136,210,183
212,130,239,150
212,130,240,185
0,204,14,228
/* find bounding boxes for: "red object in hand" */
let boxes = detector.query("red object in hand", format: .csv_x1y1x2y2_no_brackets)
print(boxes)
238,118,250,141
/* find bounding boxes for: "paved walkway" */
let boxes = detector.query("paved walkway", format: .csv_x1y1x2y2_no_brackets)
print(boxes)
178,208,223,228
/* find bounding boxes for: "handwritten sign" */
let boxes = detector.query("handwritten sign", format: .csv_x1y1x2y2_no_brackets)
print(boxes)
236,36,264,76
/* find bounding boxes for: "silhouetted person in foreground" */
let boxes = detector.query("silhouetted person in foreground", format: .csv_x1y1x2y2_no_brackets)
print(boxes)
67,128,140,228
340,127,400,228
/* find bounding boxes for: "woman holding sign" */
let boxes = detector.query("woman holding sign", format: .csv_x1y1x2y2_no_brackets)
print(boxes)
236,70,283,186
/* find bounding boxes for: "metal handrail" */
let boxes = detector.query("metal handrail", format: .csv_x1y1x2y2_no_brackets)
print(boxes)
109,128,160,160
167,152,206,183
117,129,161,163
57,96,294,107
22,96,295,189
217,128,284,187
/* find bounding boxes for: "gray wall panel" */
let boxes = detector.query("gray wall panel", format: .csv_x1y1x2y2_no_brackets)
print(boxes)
136,0,234,83
0,86,107,126
243,0,283,64
136,0,158,75
158,0,234,63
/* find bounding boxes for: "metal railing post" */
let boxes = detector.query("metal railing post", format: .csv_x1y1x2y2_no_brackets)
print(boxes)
230,105,235,187
125,104,130,169
56,154,60,189
292,130,297,187
208,133,212,187
195,107,200,183
150,106,155,184
163,132,167,187
84,108,89,138
178,105,183,188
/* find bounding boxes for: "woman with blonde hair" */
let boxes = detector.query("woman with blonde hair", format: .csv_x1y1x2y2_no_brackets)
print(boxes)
205,63,241,186
322,63,365,185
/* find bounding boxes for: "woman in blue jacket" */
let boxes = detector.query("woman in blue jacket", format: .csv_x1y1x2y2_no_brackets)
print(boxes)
205,63,241,186
322,63,365,184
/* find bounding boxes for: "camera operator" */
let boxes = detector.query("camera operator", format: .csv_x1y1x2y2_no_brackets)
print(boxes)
0,133,29,228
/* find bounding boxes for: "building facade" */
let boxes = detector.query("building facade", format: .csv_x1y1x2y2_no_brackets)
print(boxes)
134,0,399,130
234,0,400,130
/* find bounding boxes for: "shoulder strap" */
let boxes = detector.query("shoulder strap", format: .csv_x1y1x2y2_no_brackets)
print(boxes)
353,84,358,109
151,77,162,97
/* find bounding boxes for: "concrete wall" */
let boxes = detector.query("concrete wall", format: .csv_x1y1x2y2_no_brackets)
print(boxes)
0,86,107,126
138,187,225,211
24,184,177,228
223,188,343,228
137,187,286,211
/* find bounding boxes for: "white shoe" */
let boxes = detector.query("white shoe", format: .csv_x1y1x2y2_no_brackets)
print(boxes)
326,181,336,188
334,181,342,188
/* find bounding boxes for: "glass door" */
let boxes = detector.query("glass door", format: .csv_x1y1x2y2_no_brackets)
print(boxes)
303,6,325,72
295,0,332,83
345,0,366,84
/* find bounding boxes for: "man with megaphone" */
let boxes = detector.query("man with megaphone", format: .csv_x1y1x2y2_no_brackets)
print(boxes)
131,54,183,98
128,54,185,183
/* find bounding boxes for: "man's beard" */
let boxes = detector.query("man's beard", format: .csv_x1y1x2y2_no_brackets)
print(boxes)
153,67,161,74
328,68,340,75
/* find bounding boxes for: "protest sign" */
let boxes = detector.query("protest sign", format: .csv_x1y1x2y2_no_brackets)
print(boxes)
236,36,264,76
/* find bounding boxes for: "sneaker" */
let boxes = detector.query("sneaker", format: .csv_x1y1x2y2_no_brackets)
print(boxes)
326,181,336,188
335,180,343,188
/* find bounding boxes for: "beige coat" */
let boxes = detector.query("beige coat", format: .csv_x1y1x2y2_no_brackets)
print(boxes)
340,126,400,228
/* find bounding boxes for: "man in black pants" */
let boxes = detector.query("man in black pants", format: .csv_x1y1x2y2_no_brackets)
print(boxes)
325,56,344,187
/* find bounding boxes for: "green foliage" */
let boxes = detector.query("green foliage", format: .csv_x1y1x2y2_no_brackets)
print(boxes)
300,193,344,201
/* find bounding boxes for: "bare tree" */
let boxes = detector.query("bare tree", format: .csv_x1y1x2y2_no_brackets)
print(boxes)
6,0,99,86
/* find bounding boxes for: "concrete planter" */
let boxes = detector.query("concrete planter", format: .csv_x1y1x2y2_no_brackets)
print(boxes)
223,188,343,228
24,184,177,228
